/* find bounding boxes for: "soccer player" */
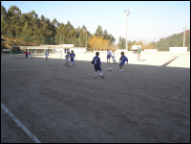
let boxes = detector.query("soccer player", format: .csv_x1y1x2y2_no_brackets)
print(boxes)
25,50,28,58
45,50,49,60
119,52,128,72
107,49,111,63
91,52,104,78
59,51,63,60
111,51,117,64
70,50,76,66
65,51,70,67
28,51,31,59
137,47,141,61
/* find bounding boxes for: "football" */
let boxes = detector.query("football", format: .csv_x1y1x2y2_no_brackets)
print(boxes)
109,67,113,71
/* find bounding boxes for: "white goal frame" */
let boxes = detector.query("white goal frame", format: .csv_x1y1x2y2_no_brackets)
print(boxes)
2,49,12,58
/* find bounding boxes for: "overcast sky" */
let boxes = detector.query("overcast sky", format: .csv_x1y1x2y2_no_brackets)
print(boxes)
2,1,190,44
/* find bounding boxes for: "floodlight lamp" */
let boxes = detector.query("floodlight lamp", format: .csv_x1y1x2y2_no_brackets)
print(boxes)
128,9,130,14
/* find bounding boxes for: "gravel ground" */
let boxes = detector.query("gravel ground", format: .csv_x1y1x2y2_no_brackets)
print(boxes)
1,53,190,143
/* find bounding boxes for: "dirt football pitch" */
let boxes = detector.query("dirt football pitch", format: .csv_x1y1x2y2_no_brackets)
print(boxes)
1,53,190,143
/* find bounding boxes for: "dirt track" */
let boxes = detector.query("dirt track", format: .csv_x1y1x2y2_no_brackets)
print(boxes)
1,53,190,143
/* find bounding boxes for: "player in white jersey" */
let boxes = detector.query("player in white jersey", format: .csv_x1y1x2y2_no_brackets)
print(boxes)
111,51,117,64
59,51,63,60
65,52,70,67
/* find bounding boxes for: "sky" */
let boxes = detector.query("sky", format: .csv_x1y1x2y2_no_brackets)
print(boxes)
1,1,190,44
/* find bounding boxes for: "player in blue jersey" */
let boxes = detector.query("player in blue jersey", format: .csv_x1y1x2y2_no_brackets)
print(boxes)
107,49,112,63
91,52,104,78
119,52,128,72
70,50,76,66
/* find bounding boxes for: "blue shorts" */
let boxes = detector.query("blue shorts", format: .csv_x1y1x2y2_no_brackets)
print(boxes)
119,62,125,66
107,55,111,59
71,58,74,62
94,65,102,71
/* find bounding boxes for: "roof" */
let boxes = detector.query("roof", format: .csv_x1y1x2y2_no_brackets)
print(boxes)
40,44,74,48
10,46,86,49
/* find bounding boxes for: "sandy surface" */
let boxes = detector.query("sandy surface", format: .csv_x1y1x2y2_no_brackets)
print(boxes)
1,53,190,143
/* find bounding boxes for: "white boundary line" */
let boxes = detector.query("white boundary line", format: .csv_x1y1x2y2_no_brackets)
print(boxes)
1,65,89,73
1,66,63,72
1,102,41,143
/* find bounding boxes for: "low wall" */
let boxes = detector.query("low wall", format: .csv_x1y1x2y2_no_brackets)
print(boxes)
91,50,190,55
116,49,127,53
142,51,190,55
70,48,86,53
144,49,158,53
169,47,187,53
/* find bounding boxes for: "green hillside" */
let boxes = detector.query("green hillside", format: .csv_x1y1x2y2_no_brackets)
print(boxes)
155,30,190,51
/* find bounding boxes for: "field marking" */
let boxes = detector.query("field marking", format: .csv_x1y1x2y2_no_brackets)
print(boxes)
1,102,41,143
1,65,189,75
1,65,89,73
1,66,63,72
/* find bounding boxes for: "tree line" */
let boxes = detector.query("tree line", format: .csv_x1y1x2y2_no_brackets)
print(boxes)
1,4,116,51
118,30,190,51
155,30,190,51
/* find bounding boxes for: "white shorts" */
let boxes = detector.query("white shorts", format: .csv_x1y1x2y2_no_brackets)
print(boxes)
65,59,70,62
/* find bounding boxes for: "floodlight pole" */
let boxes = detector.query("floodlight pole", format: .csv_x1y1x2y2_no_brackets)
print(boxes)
86,32,87,50
183,27,186,47
10,46,12,58
124,9,130,51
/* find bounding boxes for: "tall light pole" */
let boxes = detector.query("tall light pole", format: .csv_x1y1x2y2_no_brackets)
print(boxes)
124,9,130,51
183,27,186,47
86,32,87,50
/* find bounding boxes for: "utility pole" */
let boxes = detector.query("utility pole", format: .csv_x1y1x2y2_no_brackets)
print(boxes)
86,32,87,50
124,9,130,51
183,27,186,47
170,37,171,47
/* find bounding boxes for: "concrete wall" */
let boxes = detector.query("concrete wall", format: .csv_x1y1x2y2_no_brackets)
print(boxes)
169,47,187,53
144,49,158,53
70,47,86,53
116,49,127,53
50,47,86,54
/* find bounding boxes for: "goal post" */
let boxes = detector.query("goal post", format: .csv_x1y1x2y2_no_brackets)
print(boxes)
2,49,12,58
